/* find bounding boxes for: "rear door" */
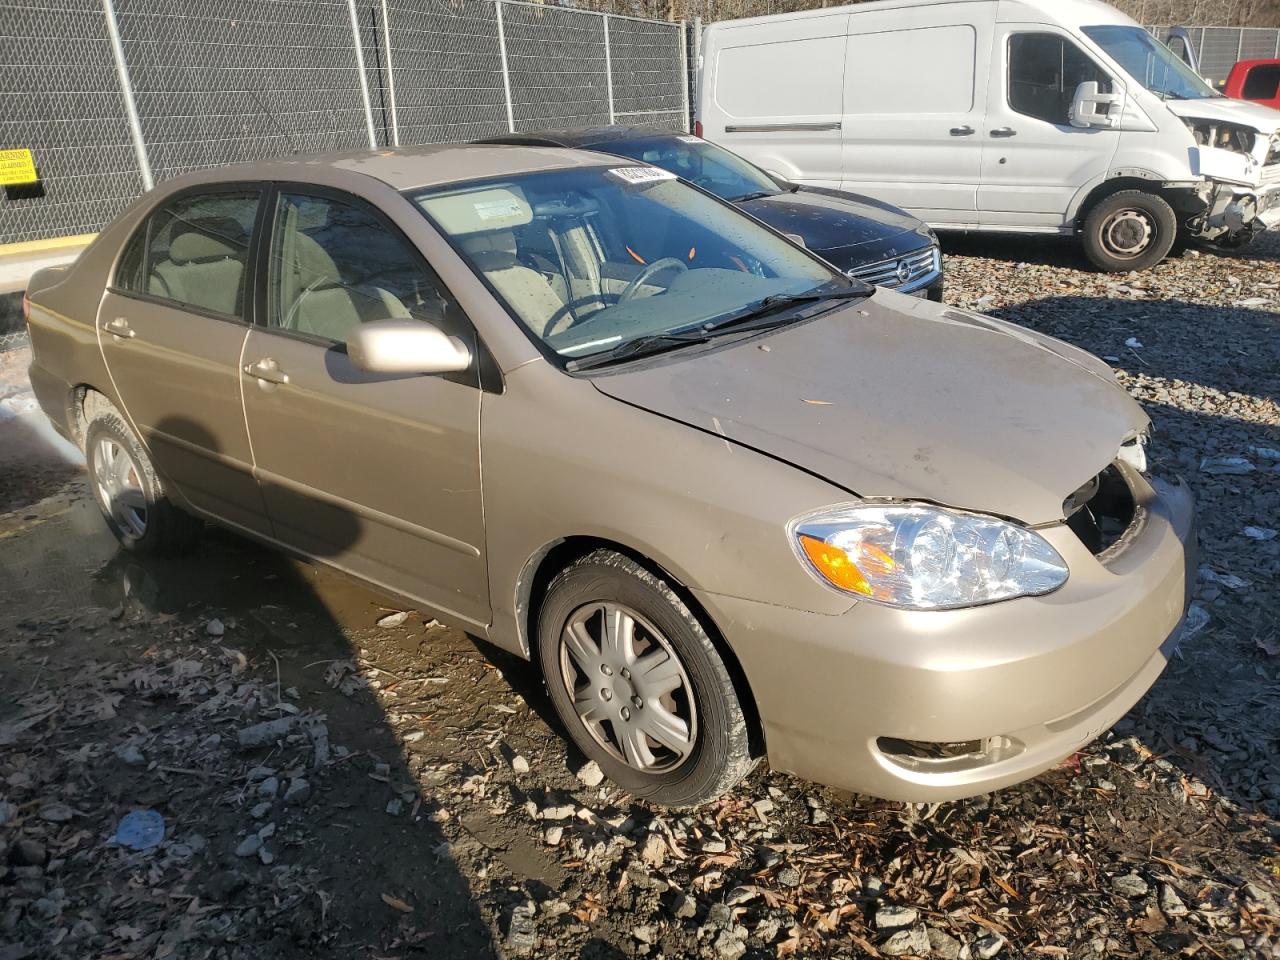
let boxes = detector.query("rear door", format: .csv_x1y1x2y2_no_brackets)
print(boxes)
97,185,270,535
239,185,489,627
706,14,850,188
840,1,996,223
977,27,1124,226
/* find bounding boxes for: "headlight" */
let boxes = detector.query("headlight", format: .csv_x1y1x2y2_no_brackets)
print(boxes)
1116,434,1148,474
790,504,1068,610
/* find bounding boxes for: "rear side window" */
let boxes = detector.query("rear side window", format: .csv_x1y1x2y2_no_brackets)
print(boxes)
116,190,261,319
846,25,977,114
1008,33,1113,125
715,35,844,117
1242,64,1280,100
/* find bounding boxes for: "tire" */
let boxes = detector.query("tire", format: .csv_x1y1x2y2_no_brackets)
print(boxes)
1081,190,1177,272
536,550,755,807
84,410,202,555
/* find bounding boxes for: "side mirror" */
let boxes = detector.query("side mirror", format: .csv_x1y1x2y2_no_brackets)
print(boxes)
1069,81,1122,129
346,318,471,375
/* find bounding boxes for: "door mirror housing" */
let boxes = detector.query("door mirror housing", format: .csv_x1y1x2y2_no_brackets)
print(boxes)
346,318,472,375
1069,81,1122,129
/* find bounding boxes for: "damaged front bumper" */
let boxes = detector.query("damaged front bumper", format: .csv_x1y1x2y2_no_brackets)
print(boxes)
695,466,1197,802
1175,175,1280,244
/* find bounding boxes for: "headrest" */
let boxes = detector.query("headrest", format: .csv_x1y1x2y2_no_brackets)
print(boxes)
291,232,342,288
460,231,517,257
421,185,532,235
168,217,245,264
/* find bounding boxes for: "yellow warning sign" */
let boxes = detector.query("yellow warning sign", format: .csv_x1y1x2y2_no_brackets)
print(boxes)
0,149,39,186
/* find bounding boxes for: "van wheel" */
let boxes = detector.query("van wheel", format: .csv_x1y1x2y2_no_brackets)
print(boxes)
536,550,755,808
1082,190,1177,272
85,412,202,555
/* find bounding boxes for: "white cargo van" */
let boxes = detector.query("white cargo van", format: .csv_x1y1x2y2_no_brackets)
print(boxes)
697,0,1280,271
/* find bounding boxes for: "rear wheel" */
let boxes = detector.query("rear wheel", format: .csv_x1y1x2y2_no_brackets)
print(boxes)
84,410,201,555
537,550,755,807
1082,190,1177,272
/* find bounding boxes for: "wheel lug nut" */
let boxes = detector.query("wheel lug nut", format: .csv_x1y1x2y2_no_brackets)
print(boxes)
621,668,631,680
632,696,643,709
601,664,613,676
601,688,613,701
620,707,631,721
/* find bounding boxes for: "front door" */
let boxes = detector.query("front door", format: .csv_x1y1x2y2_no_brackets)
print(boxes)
97,186,270,535
840,1,996,223
240,186,489,627
977,27,1124,227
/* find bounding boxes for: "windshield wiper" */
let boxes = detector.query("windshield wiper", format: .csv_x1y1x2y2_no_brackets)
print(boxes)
565,330,712,372
731,190,776,202
701,285,871,335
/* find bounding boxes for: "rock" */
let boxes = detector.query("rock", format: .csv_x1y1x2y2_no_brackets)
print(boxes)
881,927,929,957
972,933,1006,958
928,927,963,960
673,893,697,919
206,617,225,636
11,839,47,866
1199,456,1254,475
632,925,654,943
776,865,801,888
117,744,146,766
511,754,530,774
702,838,727,854
1111,873,1149,898
755,915,782,943
876,905,918,930
30,897,62,920
0,800,15,826
258,846,275,865
725,885,758,906
713,929,746,960
505,901,537,956
257,777,279,798
38,802,73,823
576,760,605,787
234,834,263,858
377,610,410,628
640,832,668,868
543,825,564,846
756,846,783,869
236,717,295,749
250,800,272,819
283,778,311,806
386,798,403,816
863,875,887,899
752,798,775,816
705,903,733,929
1160,884,1188,917
541,804,575,820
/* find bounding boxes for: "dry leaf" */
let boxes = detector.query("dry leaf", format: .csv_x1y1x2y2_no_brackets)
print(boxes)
380,892,413,913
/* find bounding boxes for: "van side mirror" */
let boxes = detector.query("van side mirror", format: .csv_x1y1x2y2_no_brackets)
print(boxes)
1069,81,1122,129
346,318,472,375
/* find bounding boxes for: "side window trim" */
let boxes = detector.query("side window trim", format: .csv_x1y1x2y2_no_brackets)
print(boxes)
109,181,266,325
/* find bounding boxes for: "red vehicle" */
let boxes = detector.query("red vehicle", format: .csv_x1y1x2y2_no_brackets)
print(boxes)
1224,59,1280,110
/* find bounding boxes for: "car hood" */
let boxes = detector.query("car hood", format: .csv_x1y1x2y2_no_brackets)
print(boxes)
1166,95,1280,133
737,188,927,255
588,292,1149,525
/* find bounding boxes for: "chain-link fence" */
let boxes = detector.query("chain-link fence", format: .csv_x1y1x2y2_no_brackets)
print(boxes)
1149,25,1280,83
0,0,689,248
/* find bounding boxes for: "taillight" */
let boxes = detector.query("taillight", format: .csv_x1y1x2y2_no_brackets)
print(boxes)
693,120,703,138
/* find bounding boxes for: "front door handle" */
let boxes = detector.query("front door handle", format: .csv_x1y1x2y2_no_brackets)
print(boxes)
244,357,289,385
103,317,135,338
990,127,1018,138
950,125,975,136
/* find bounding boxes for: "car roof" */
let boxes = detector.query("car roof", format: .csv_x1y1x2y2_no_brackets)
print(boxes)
478,127,683,150
155,143,618,193
703,0,1134,30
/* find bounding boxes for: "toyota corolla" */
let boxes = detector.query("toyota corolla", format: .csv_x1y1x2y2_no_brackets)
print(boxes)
24,145,1195,806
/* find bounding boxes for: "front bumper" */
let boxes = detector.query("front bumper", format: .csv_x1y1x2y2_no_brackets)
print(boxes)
696,470,1196,802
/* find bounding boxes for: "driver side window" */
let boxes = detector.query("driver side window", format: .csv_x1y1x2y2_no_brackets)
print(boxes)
1008,33,1113,125
266,191,450,343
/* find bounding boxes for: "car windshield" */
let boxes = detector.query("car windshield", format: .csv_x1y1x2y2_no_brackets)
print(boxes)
1083,25,1220,100
590,135,783,202
412,166,840,363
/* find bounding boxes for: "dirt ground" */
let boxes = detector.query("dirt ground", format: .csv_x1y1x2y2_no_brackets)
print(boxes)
1,233,1278,960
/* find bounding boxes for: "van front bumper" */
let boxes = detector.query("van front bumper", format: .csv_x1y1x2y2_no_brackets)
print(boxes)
695,471,1196,802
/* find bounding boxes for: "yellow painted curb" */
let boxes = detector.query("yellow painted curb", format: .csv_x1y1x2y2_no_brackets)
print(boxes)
0,233,97,259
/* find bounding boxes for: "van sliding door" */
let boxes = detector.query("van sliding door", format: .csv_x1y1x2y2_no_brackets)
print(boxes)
840,1,997,225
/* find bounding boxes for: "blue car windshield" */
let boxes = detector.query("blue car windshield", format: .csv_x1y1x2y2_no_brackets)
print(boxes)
413,165,839,362
1083,25,1220,100
591,135,783,202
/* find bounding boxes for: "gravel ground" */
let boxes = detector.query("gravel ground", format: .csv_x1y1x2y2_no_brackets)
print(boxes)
1,232,1278,960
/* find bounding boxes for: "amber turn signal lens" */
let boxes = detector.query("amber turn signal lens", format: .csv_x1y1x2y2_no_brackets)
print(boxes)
798,534,872,597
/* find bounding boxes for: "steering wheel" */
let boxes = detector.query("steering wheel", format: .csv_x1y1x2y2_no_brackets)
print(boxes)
618,257,689,303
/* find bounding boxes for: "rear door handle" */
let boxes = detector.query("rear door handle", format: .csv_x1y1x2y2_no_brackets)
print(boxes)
243,357,289,385
103,317,135,338
949,125,975,136
990,127,1018,138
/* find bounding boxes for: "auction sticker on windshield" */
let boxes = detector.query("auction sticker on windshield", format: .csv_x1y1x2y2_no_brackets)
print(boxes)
608,166,677,185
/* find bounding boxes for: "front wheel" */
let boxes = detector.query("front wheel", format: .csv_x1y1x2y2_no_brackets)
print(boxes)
1081,190,1177,273
537,550,755,807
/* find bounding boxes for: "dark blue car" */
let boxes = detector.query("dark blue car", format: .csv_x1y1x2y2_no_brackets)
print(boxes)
480,127,943,301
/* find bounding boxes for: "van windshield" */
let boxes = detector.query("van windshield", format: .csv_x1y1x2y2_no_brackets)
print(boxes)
412,166,843,364
1083,25,1220,101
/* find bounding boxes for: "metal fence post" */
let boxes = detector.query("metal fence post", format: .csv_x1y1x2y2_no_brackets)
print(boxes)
100,0,153,190
495,0,516,133
603,15,616,125
380,0,400,146
346,0,378,148
678,19,691,133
